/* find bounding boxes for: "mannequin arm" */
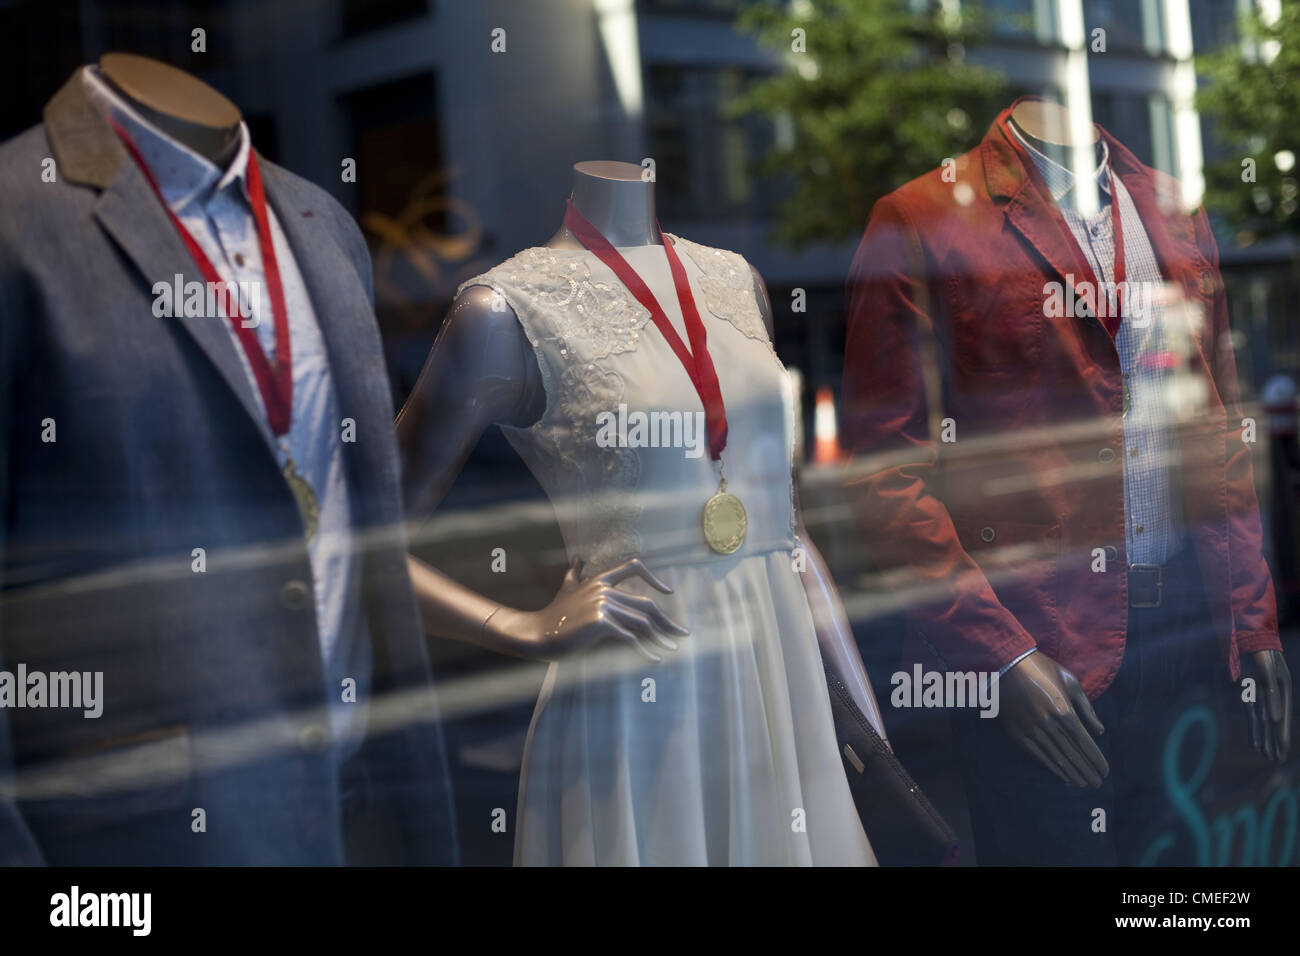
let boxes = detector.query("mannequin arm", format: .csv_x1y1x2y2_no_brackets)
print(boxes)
397,285,544,518
396,286,685,661
796,514,889,743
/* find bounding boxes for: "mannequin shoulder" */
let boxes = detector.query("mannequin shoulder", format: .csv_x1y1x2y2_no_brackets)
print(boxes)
0,126,73,221
0,126,103,260
439,283,535,367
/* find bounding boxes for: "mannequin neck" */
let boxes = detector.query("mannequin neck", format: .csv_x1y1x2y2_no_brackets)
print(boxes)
1010,100,1103,172
548,161,661,249
98,53,242,168
1012,116,1105,172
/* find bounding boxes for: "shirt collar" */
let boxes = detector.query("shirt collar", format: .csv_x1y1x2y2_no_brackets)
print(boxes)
1009,119,1111,206
81,65,251,213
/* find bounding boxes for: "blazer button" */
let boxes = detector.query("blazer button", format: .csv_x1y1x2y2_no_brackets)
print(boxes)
297,723,329,753
1104,545,1118,563
280,579,311,610
980,526,996,543
1098,448,1116,463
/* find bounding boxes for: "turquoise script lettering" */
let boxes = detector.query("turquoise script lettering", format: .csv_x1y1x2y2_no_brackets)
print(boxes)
1141,705,1298,866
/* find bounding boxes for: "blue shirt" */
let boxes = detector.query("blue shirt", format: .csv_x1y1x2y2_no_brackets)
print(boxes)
83,66,371,748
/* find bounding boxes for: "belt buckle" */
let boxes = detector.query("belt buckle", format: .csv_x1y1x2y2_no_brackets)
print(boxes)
1129,562,1162,608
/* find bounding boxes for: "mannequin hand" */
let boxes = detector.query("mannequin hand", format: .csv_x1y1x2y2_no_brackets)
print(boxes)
492,558,689,663
1241,650,1291,764
999,652,1109,789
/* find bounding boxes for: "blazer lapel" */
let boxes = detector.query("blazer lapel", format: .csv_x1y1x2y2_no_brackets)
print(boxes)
94,168,277,451
983,111,1097,306
45,70,277,454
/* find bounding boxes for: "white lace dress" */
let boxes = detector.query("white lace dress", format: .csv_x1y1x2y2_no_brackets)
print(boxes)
460,237,876,866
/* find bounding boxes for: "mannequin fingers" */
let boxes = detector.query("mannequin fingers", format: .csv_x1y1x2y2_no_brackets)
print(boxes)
1246,700,1264,755
1065,679,1105,737
602,558,672,594
1031,727,1088,787
1264,662,1285,724
607,591,689,635
1279,672,1292,761
607,604,678,654
1058,711,1109,782
1260,705,1278,763
1021,734,1072,787
1262,662,1287,761
1021,736,1069,785
1046,718,1104,789
602,618,662,663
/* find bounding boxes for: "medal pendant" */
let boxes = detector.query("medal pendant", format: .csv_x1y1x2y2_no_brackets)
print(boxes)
702,478,747,555
284,456,320,542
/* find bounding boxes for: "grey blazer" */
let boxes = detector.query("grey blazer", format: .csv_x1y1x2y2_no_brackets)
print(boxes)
0,72,457,865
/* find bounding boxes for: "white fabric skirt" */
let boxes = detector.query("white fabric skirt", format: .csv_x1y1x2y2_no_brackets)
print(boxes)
514,549,877,866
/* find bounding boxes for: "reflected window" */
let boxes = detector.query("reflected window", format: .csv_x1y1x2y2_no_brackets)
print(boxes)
1189,0,1243,53
1083,0,1166,55
964,0,1059,44
646,64,778,222
1092,90,1177,178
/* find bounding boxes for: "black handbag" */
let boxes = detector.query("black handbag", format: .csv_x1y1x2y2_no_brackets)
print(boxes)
823,660,960,866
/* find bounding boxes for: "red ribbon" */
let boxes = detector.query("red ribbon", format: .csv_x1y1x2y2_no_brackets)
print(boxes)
110,119,294,436
1004,116,1127,339
563,199,728,461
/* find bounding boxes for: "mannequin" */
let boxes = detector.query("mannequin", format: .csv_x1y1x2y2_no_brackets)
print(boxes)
992,100,1293,785
398,160,885,730
97,52,242,166
399,159,890,864
0,54,459,864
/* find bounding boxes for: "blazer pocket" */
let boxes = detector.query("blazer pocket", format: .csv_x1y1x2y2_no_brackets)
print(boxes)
952,518,1061,657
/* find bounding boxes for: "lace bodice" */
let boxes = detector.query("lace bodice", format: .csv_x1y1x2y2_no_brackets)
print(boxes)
458,236,797,572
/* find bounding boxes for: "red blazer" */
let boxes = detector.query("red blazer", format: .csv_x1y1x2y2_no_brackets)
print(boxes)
842,104,1281,699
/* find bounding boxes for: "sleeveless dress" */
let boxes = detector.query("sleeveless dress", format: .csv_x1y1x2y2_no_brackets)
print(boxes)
460,236,876,866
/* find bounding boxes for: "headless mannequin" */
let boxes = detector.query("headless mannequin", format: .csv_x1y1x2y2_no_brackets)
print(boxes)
398,160,887,736
995,101,1292,783
98,52,242,167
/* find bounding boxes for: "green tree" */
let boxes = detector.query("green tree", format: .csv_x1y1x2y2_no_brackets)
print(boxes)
733,0,1008,248
1197,4,1300,244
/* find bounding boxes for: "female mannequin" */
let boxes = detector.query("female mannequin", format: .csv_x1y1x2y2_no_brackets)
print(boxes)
399,160,886,864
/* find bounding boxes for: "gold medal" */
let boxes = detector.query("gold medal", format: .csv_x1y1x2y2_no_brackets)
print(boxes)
283,456,319,542
702,477,747,555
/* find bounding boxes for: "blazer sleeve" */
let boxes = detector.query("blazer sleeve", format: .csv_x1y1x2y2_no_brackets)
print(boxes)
0,255,46,864
1194,207,1282,656
841,195,1038,674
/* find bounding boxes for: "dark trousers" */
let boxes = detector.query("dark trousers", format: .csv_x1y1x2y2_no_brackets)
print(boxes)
951,547,1220,866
